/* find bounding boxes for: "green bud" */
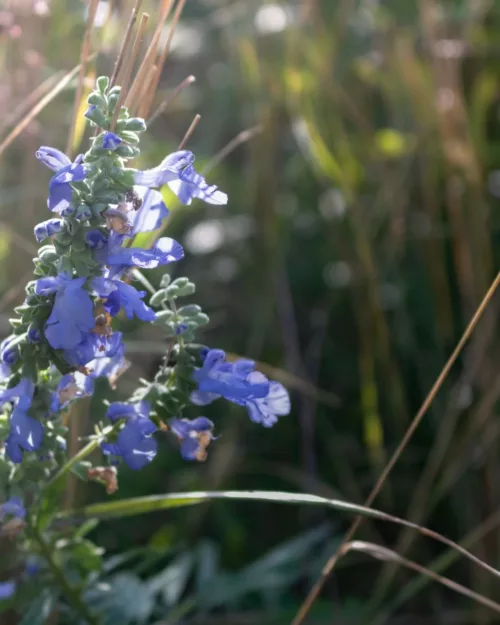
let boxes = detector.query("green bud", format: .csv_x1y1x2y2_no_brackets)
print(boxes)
149,290,167,307
154,310,175,324
194,313,210,326
119,131,140,144
87,92,107,108
114,145,140,159
96,76,110,94
160,274,171,288
177,304,202,317
85,105,108,128
123,117,147,132
38,247,58,263
164,285,179,299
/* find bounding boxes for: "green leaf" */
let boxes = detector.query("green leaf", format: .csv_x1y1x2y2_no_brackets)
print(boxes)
148,552,194,606
62,490,392,522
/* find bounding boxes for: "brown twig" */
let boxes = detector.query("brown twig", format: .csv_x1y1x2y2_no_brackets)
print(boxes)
147,0,188,99
124,0,175,110
202,125,263,174
110,12,150,130
138,66,161,118
0,72,63,135
0,60,93,159
178,113,201,149
147,74,195,125
343,541,500,615
291,270,500,625
110,0,143,87
66,0,99,157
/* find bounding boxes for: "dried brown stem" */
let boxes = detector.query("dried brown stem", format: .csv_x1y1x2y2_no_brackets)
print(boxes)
147,74,195,125
125,0,175,110
66,0,100,157
343,541,500,615
291,270,500,625
110,0,143,87
0,60,93,158
110,12,150,130
178,113,201,149
202,125,263,174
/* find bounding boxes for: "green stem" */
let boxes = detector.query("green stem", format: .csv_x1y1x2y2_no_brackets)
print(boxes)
29,522,100,625
45,424,118,492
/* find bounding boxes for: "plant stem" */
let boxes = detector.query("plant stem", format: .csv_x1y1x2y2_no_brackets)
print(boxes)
29,522,100,625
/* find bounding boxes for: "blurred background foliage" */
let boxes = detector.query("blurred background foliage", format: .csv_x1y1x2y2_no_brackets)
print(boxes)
3,0,500,623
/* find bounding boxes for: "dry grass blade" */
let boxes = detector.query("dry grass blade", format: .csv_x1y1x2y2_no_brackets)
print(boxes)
0,72,63,135
147,0,188,100
291,270,500,625
110,12,150,130
147,75,195,125
110,0,144,87
0,60,94,159
343,541,500,615
125,0,175,110
178,113,201,149
66,0,100,157
138,66,161,119
202,125,263,174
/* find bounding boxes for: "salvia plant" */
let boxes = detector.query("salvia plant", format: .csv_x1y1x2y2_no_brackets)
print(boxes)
0,75,290,621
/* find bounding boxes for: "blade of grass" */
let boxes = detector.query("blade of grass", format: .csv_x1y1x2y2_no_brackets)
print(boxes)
58,489,500,582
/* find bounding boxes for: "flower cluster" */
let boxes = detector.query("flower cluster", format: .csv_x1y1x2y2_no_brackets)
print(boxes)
0,75,291,538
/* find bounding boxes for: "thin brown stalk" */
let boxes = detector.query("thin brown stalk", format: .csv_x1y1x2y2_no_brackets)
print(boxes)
0,60,93,159
110,0,143,87
343,541,500,615
202,125,263,174
110,12,150,130
0,72,62,135
147,74,195,125
138,66,161,118
148,0,188,98
291,270,500,625
178,114,201,149
125,0,175,109
66,0,100,157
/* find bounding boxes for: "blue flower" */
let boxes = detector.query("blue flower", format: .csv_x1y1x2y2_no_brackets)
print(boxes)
63,331,123,368
103,281,156,322
0,379,44,463
168,163,227,206
27,327,42,344
0,337,18,366
50,372,94,412
134,150,194,187
191,350,269,404
102,132,122,150
101,401,157,470
130,188,169,234
92,275,155,322
86,342,130,389
133,149,227,206
0,581,15,600
35,273,95,350
236,381,290,427
94,232,184,274
36,146,86,214
190,349,290,427
170,417,215,462
34,218,65,243
0,496,26,521
0,363,10,382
